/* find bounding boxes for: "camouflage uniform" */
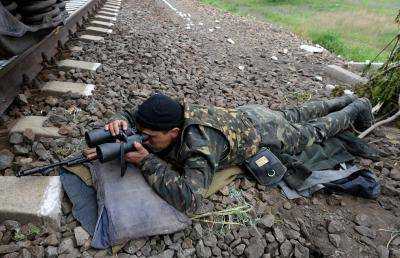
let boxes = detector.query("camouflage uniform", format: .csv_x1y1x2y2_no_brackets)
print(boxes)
117,95,360,214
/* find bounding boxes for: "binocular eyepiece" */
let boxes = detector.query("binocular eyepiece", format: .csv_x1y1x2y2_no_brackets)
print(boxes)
85,128,148,163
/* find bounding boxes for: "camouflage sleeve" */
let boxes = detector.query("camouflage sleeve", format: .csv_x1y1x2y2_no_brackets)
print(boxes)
138,153,210,214
109,108,137,128
138,125,229,214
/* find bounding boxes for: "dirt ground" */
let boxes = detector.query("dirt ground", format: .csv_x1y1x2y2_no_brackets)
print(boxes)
1,0,400,257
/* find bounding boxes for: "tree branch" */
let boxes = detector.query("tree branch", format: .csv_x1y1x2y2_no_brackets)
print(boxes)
359,96,400,139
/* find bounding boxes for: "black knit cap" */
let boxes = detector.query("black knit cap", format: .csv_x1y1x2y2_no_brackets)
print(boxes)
135,93,184,131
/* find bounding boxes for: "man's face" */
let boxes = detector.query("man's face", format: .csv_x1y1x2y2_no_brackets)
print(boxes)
140,127,180,152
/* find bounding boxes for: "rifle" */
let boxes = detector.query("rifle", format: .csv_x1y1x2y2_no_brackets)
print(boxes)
17,128,148,177
17,154,89,177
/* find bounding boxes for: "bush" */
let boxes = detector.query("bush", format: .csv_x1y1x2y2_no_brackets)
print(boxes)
310,30,346,55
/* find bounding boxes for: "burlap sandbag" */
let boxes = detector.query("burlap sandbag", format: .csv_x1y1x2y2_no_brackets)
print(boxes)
90,160,191,248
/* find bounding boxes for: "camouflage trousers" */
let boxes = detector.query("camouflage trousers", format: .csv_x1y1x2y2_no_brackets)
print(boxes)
242,95,359,155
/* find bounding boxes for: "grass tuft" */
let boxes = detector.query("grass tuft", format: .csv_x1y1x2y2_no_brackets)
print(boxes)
29,225,42,236
310,31,345,55
191,186,260,235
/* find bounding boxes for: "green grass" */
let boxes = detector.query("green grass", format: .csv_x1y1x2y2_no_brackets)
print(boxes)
201,0,400,61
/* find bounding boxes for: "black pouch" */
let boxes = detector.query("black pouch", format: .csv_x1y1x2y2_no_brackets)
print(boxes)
244,148,287,186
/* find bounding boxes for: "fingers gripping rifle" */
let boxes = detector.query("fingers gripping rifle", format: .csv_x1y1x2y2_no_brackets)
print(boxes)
17,128,148,177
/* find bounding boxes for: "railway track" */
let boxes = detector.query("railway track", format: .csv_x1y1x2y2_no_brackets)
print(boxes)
0,0,107,115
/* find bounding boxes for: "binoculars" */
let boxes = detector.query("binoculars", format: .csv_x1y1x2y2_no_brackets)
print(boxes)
18,127,149,178
85,128,149,163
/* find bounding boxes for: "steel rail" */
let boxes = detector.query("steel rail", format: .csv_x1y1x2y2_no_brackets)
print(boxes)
0,0,106,115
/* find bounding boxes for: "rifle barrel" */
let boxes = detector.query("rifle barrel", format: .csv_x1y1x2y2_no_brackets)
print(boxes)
17,155,87,177
17,162,63,176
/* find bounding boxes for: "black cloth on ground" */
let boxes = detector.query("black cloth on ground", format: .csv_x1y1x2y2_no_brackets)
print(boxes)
280,130,380,192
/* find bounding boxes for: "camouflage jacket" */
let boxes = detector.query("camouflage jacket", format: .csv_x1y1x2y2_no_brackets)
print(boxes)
114,104,281,214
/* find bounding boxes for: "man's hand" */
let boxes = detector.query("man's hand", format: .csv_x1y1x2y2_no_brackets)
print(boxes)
124,142,150,166
105,119,128,136
83,148,97,160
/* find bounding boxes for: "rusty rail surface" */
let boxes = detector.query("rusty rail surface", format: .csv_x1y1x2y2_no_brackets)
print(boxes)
0,0,106,115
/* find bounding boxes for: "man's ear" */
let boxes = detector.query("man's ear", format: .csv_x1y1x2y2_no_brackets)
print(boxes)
169,127,180,139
